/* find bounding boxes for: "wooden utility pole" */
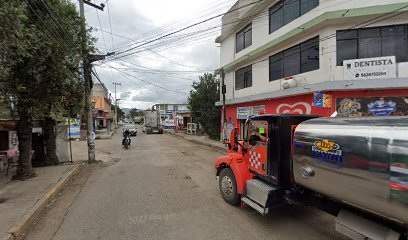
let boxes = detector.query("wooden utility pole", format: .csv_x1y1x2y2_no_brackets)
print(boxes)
78,0,105,163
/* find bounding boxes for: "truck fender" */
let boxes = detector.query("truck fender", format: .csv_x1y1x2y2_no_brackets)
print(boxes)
215,153,252,194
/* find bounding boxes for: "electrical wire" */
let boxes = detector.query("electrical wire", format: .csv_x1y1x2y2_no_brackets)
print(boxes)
109,0,265,60
100,63,189,95
96,9,108,50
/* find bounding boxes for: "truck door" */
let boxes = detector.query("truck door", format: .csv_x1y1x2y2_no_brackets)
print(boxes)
245,120,269,176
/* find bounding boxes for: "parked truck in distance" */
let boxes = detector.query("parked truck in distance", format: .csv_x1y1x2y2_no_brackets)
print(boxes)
216,114,408,240
143,110,163,134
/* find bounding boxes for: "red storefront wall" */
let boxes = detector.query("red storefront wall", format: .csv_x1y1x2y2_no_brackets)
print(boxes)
223,88,408,137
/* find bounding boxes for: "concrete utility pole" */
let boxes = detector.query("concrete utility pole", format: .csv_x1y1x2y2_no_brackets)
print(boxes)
112,82,121,125
79,0,105,163
221,68,227,141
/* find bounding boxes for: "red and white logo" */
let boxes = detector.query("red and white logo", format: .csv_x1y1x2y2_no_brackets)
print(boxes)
276,102,312,114
249,151,261,169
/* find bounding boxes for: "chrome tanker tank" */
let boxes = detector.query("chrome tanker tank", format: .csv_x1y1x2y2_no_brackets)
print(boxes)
293,117,408,225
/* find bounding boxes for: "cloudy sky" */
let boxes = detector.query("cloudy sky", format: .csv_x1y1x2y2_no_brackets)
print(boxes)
69,0,236,110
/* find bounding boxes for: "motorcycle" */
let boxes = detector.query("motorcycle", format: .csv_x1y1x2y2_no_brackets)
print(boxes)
123,135,131,150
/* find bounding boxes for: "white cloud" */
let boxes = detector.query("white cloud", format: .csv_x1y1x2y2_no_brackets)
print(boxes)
73,0,234,109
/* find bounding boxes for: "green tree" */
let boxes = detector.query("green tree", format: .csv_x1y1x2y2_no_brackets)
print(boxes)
34,0,86,166
0,0,91,179
115,106,125,122
1,0,39,179
187,72,220,140
129,108,138,119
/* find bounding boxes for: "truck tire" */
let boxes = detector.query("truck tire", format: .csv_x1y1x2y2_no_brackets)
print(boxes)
219,168,240,205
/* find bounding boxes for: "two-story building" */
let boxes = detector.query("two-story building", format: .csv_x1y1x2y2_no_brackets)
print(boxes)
92,83,114,130
216,0,408,139
153,103,192,129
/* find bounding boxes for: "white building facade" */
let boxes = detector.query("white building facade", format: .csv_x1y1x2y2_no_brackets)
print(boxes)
216,0,408,139
153,104,191,128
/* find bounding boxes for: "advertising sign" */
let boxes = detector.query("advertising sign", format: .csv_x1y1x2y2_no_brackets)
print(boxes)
237,105,266,119
313,93,332,108
164,119,174,128
237,107,251,120
251,105,266,115
336,97,408,117
64,118,81,139
343,56,396,80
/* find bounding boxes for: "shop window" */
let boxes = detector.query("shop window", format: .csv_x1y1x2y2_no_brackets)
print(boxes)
236,24,252,53
269,0,319,33
269,36,319,81
336,24,408,65
235,65,252,90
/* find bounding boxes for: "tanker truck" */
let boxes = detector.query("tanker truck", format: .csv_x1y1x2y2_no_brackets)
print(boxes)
215,114,408,240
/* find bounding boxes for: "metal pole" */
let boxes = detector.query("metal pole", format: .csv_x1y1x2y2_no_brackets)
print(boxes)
68,119,73,164
114,83,116,125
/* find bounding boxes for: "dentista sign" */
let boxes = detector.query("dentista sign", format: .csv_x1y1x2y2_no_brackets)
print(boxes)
343,56,396,80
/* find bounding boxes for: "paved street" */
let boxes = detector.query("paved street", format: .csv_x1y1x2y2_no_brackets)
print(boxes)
25,130,346,240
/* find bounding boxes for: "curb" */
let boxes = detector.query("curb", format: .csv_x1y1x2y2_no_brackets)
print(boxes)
164,131,227,153
1,164,81,240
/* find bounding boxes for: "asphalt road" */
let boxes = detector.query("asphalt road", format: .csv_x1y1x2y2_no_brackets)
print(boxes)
25,129,347,240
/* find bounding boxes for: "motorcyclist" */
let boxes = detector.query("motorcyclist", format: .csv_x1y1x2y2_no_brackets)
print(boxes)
122,129,131,146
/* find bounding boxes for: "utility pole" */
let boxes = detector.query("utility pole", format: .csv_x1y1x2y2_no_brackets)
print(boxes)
79,0,105,163
112,82,121,125
221,68,227,141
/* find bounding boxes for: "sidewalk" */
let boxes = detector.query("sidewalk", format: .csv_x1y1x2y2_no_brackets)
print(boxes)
70,139,115,163
0,137,114,240
95,127,117,140
164,129,227,153
0,165,77,240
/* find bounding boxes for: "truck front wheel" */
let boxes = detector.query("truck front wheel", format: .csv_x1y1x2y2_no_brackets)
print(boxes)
219,168,239,205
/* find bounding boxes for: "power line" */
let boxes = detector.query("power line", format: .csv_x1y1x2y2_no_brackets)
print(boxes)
109,0,264,60
108,0,236,52
101,63,189,95
24,0,75,49
225,5,408,71
96,9,107,50
106,1,115,50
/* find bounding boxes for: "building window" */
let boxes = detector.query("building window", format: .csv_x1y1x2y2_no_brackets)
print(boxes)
336,24,408,65
269,36,319,81
235,65,252,90
173,105,178,111
236,24,252,53
269,0,319,33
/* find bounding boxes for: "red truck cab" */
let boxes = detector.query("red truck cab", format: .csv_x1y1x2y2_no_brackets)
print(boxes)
215,114,317,208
